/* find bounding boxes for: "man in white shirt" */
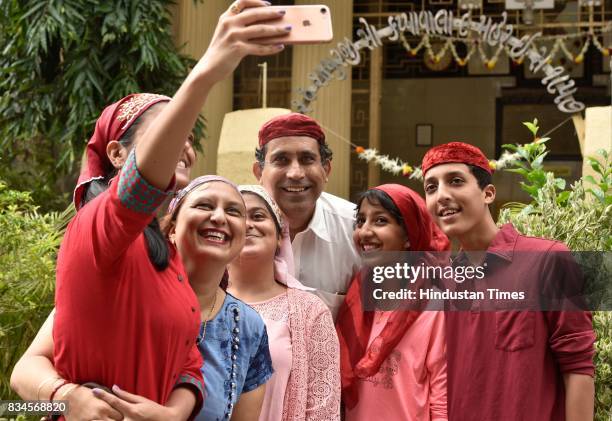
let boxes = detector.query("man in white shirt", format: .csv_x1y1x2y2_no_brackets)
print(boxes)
252,113,360,317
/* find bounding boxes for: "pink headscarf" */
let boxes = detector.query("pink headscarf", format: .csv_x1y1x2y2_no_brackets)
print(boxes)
74,93,171,209
238,185,313,292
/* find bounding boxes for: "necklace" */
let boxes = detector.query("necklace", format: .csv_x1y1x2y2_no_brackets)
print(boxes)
199,289,218,344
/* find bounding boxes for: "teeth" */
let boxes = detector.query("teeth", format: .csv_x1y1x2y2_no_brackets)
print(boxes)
204,231,226,242
285,187,306,192
441,209,458,217
362,244,379,251
177,160,186,169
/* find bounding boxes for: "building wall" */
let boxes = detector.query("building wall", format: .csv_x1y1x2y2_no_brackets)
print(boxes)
379,76,530,209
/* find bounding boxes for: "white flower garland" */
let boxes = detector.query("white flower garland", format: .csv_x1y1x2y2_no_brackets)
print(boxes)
354,146,522,181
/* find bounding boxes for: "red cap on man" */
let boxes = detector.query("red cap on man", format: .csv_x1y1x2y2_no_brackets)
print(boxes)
421,142,492,176
258,113,326,147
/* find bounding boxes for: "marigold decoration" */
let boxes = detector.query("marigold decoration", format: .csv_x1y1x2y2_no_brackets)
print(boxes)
353,146,526,181
396,25,611,68
402,165,413,177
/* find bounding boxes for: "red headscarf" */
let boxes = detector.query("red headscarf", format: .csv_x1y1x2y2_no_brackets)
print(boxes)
421,141,492,176
257,113,325,147
73,93,170,209
336,184,450,409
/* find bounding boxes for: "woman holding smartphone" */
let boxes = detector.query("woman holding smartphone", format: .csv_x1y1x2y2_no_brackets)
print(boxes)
10,1,287,419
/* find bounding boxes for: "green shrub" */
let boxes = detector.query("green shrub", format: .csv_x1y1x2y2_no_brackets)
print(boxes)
498,119,612,420
0,181,70,400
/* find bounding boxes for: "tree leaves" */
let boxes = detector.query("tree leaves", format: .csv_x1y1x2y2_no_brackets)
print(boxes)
0,0,203,211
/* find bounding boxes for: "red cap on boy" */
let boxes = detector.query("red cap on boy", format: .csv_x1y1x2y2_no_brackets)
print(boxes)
421,142,492,176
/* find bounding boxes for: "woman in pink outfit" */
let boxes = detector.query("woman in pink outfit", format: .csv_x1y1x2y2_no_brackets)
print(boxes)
336,184,450,421
227,185,341,421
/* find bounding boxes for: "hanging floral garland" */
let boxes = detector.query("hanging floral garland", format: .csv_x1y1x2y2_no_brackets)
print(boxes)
353,145,528,181
399,27,611,69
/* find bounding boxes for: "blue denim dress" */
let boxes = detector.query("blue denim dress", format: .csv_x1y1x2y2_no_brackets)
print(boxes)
195,293,273,420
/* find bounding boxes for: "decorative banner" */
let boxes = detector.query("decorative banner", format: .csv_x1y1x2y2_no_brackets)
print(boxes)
293,10,594,115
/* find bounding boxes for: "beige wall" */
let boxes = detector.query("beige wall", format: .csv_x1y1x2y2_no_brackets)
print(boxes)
172,0,232,176
292,0,353,199
379,77,528,209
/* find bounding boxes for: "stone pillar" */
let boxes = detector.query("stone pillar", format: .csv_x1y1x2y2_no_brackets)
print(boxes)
172,0,233,176
583,106,612,179
291,0,353,199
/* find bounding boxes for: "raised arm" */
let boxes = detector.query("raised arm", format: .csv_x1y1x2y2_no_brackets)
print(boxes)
135,0,289,189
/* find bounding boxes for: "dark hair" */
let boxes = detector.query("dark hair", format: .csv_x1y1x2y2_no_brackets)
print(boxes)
81,102,170,271
467,165,493,190
255,141,333,168
355,189,406,232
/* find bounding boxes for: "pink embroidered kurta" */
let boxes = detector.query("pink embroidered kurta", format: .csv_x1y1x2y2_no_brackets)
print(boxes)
250,293,292,421
346,311,447,421
249,289,340,421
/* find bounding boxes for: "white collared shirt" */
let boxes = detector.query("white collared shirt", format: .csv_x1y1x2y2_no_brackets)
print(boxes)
291,192,361,319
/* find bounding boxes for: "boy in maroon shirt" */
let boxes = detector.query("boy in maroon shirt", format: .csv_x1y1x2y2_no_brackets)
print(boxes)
421,142,595,421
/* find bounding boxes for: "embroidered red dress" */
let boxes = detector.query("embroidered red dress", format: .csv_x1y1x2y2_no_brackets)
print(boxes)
53,151,204,414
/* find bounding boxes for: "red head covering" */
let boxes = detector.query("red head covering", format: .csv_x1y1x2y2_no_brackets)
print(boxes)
421,141,492,176
258,113,325,147
73,93,170,209
336,184,450,410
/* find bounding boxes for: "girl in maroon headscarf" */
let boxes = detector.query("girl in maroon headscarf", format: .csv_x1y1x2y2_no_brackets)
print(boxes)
336,184,450,421
10,1,289,419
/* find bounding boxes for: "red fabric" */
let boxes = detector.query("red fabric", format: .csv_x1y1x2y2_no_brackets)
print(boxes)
336,184,450,409
445,224,595,421
74,93,170,209
258,113,325,147
421,141,492,176
54,177,204,415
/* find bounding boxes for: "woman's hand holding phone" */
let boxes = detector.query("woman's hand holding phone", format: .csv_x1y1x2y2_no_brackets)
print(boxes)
193,0,290,86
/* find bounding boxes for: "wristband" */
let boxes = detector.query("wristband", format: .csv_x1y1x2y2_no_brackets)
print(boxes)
49,379,68,402
36,376,61,401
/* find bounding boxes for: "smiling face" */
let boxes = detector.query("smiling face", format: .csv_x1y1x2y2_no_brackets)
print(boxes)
254,136,330,219
423,163,495,240
239,193,281,262
353,196,409,256
172,182,246,266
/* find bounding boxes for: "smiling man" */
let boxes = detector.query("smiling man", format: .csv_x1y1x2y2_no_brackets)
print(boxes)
421,142,596,421
253,113,360,317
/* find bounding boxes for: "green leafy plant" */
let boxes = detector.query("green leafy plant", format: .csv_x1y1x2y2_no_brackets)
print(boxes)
0,0,204,211
498,119,612,421
0,181,72,401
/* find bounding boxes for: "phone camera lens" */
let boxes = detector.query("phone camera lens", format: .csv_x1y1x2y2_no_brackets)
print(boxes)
320,7,327,14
